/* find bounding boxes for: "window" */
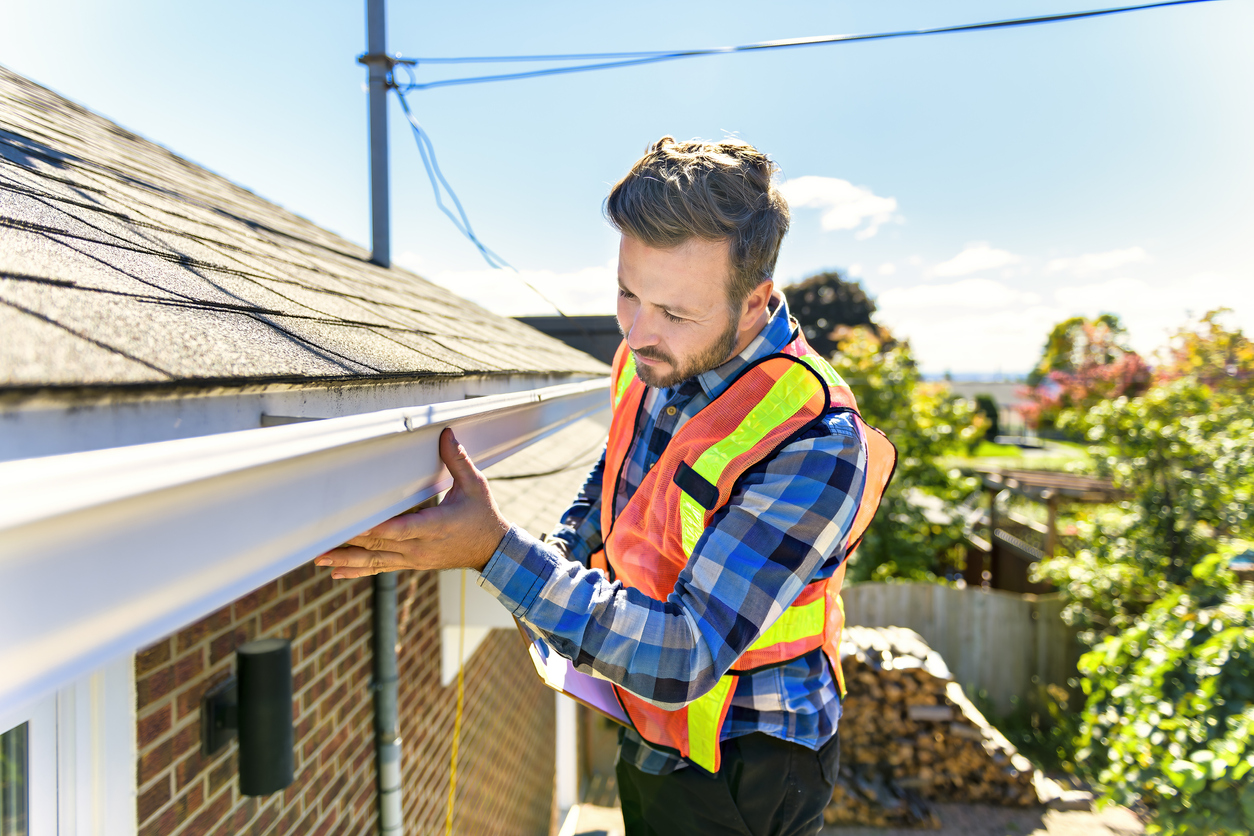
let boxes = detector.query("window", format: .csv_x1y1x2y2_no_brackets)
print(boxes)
1,722,28,836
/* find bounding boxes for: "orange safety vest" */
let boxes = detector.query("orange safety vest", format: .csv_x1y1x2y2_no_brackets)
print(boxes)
591,331,896,774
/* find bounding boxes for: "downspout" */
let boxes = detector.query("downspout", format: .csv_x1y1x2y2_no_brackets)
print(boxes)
374,571,404,835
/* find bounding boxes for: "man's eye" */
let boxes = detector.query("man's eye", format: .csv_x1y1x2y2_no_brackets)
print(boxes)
618,288,636,300
663,311,687,324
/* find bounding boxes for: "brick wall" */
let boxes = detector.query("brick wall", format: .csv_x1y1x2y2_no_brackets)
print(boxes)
134,566,376,836
134,565,558,836
396,571,557,835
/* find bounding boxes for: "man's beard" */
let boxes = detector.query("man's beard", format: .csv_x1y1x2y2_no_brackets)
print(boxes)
629,317,740,389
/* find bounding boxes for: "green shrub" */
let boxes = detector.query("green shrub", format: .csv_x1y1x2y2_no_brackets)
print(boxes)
1077,552,1254,835
827,327,986,581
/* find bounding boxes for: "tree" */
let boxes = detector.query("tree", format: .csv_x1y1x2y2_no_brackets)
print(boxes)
1033,310,1254,831
974,394,1000,442
827,326,987,581
783,271,878,360
1019,315,1151,433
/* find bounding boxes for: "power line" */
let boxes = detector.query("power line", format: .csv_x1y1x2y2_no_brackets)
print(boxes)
397,0,1222,91
393,83,569,314
385,0,1222,307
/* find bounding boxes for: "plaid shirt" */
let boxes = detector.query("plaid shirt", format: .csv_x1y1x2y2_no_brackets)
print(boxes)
479,296,867,774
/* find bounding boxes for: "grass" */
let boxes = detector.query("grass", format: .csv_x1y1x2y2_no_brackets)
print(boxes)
941,439,1094,473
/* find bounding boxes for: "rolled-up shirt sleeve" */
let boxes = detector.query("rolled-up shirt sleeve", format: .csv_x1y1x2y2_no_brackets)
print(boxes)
479,412,867,711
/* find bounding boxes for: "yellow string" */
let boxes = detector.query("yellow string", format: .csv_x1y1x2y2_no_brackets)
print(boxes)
444,568,467,835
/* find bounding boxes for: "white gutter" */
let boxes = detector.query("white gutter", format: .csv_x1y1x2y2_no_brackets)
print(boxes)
0,377,609,717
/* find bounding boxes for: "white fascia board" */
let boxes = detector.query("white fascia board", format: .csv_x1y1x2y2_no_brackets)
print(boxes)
0,377,609,717
0,372,589,463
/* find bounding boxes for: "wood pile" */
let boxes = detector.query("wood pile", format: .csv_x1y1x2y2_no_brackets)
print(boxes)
824,626,1039,829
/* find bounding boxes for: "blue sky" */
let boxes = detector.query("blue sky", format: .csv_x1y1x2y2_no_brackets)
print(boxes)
3,0,1251,374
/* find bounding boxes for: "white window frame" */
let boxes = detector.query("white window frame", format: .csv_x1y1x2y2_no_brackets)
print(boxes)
1,654,135,836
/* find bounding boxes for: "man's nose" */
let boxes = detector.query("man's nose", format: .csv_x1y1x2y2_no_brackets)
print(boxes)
623,308,660,350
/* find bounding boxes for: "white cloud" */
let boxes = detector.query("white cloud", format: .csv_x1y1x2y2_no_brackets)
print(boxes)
847,263,864,278
1046,246,1149,277
930,243,1020,278
1052,272,1254,357
877,263,896,276
421,261,618,317
871,270,1253,374
878,278,1041,312
777,175,899,240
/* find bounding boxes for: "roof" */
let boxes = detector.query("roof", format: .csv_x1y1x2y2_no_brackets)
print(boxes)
0,67,608,393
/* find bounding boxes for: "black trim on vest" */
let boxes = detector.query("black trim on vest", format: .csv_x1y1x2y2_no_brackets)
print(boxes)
673,461,719,511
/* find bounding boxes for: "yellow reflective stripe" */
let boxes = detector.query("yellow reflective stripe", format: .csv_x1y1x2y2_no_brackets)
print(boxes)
746,595,826,653
686,674,736,772
614,352,636,408
679,362,823,556
798,352,848,390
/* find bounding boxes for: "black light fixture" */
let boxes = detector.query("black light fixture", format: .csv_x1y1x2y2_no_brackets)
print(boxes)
201,638,295,796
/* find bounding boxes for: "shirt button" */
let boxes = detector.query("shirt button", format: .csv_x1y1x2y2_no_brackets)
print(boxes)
665,406,677,416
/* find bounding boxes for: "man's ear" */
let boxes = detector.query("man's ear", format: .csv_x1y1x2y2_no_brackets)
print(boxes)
738,280,775,331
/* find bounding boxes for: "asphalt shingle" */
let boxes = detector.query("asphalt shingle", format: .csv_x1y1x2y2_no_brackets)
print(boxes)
0,67,609,390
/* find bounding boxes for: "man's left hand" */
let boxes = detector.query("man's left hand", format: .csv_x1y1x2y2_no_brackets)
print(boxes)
315,427,510,578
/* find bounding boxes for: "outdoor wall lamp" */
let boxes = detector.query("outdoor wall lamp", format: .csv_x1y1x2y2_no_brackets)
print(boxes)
201,638,295,796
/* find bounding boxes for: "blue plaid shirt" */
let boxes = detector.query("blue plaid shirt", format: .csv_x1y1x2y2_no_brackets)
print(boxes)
479,296,867,774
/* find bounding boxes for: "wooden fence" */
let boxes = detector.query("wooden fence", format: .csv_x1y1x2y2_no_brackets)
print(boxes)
840,582,1081,714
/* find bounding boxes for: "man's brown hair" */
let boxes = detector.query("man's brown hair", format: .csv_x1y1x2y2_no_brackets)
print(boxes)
605,136,790,311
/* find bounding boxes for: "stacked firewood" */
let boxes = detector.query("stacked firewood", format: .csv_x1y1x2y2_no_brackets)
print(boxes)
824,626,1038,828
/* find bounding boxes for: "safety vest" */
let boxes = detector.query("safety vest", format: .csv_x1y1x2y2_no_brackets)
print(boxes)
592,331,896,774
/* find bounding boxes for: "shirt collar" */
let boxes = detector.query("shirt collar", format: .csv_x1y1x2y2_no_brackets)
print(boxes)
686,292,796,401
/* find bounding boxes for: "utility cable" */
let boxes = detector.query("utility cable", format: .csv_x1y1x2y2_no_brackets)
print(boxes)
393,82,569,314
397,0,1221,90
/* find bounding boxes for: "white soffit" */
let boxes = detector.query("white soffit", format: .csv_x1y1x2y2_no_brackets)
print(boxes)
0,377,609,717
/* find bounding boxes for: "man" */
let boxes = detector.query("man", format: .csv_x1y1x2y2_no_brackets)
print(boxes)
318,136,894,836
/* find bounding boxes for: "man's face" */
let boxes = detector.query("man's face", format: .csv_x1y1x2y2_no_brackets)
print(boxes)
616,235,741,389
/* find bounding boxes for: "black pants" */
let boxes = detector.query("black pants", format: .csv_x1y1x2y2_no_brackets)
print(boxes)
616,733,839,836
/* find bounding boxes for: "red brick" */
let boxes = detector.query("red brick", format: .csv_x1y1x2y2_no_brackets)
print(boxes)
318,590,349,621
174,742,211,790
302,574,335,605
300,625,334,660
281,561,317,592
333,602,361,633
176,606,232,653
296,806,321,835
318,727,349,768
316,771,348,811
176,676,218,722
207,751,235,797
230,797,257,832
137,667,175,709
292,665,314,695
178,784,233,836
137,777,172,825
172,648,205,688
301,722,332,760
273,806,302,834
319,683,348,721
138,705,172,747
138,737,173,785
210,627,254,666
247,801,281,836
310,810,336,836
170,719,202,760
233,583,279,620
301,672,335,712
260,595,300,632
137,639,173,677
137,781,203,836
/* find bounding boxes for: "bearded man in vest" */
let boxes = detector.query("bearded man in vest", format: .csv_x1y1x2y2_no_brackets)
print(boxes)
319,136,895,836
